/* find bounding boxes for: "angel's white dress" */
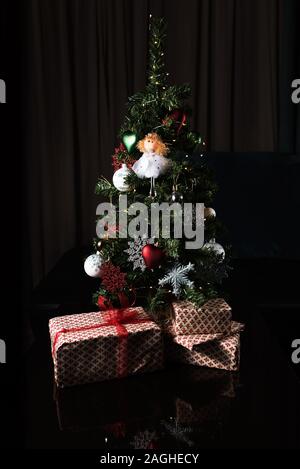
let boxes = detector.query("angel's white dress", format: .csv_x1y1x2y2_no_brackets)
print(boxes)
132,152,171,179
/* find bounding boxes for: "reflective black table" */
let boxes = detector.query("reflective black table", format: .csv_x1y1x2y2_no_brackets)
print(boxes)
21,306,299,449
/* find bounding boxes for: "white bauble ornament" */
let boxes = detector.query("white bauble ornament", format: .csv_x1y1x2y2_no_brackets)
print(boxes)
112,163,131,192
203,238,225,260
84,253,103,277
204,207,216,219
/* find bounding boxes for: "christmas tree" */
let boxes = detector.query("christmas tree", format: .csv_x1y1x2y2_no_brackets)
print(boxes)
85,17,230,315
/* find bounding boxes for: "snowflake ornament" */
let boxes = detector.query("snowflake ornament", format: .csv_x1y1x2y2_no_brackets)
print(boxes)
158,262,195,297
161,418,193,447
130,429,157,449
124,237,154,271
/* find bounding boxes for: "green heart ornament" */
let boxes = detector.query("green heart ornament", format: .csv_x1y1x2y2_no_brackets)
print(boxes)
122,131,138,153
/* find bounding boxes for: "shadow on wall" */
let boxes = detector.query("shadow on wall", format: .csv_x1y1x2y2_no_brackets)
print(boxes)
207,153,300,258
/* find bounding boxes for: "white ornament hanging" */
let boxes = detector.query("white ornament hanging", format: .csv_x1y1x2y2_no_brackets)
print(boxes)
112,163,131,192
132,152,171,179
132,133,171,197
203,238,225,260
84,253,103,277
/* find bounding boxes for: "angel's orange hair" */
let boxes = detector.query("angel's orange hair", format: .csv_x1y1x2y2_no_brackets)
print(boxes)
137,133,169,157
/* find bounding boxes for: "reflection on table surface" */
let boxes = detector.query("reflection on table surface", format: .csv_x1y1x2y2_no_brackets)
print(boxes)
55,365,239,449
24,307,300,449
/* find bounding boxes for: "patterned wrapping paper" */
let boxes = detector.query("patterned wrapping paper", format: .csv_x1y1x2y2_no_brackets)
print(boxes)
49,307,164,388
165,321,244,372
170,298,232,336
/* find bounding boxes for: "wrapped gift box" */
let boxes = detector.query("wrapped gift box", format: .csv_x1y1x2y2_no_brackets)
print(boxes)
49,307,164,387
166,321,244,372
168,298,232,336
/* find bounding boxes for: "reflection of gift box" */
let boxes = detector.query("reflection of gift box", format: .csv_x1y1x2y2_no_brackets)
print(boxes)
166,322,244,372
49,307,164,387
175,396,231,426
55,371,173,432
173,367,238,403
170,299,232,336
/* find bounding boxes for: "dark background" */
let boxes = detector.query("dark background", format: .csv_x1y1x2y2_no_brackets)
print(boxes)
0,0,299,451
20,0,300,296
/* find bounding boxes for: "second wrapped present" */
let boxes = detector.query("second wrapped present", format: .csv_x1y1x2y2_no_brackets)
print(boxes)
168,298,232,336
166,321,244,372
49,307,164,387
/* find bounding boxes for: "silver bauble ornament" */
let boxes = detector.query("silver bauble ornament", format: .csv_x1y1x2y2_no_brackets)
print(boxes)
112,163,131,192
84,253,103,277
203,238,225,260
170,185,183,204
170,187,183,203
204,207,216,219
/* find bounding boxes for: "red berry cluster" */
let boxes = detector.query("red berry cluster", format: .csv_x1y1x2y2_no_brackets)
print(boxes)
112,143,136,171
101,262,127,293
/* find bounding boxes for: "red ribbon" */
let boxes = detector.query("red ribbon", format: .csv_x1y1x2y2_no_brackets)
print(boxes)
163,109,187,135
98,289,136,311
118,289,136,308
177,112,187,134
52,308,151,378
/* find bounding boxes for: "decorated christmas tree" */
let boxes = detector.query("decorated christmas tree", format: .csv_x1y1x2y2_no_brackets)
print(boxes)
84,17,231,316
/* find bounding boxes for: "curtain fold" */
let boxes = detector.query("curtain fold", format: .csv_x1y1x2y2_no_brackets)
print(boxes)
23,0,299,286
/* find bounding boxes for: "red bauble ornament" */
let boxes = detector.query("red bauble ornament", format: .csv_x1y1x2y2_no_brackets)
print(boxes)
142,244,164,269
97,295,113,311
